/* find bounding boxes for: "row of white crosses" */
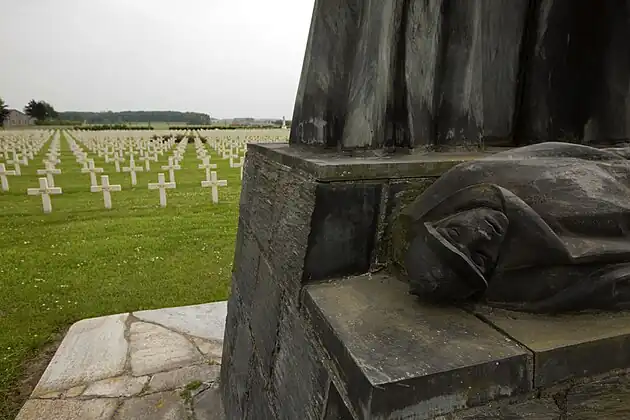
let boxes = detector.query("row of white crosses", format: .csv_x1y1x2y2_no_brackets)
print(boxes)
193,138,228,203
8,129,259,212
0,130,55,191
71,131,181,208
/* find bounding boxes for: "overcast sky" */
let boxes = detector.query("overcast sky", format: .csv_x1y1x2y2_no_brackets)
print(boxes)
0,0,314,118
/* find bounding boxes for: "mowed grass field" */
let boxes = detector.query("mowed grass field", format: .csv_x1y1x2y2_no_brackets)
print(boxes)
0,130,243,418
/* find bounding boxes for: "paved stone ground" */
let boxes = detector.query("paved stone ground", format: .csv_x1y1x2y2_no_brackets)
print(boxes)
15,302,227,420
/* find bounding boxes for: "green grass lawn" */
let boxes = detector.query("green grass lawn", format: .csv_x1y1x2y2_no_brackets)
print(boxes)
0,130,241,418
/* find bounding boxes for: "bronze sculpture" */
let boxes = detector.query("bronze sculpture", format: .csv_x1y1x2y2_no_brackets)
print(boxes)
290,0,630,150
403,142,630,313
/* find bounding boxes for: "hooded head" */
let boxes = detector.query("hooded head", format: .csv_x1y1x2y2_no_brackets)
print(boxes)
405,207,508,303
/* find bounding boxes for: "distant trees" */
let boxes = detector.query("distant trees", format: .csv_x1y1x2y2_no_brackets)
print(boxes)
58,111,213,125
24,100,58,121
0,98,9,124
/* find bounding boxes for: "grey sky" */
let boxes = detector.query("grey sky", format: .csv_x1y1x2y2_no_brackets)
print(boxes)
0,0,314,118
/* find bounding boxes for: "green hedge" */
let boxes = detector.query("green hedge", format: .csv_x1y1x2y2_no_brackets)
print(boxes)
35,120,82,126
74,125,154,131
168,125,282,131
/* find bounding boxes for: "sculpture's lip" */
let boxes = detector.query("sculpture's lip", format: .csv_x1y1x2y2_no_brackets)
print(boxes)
425,223,489,290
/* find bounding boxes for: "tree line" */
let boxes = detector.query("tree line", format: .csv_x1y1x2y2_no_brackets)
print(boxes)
58,111,213,125
0,98,214,126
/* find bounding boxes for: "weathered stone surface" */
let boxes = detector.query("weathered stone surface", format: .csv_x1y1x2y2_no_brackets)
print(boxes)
148,364,220,392
249,256,282,378
250,143,490,182
442,398,561,419
221,295,253,420
246,365,276,420
62,385,86,398
193,338,223,359
16,399,117,420
83,375,148,397
247,154,280,252
194,385,226,420
32,313,128,396
38,391,61,399
114,391,187,420
304,182,382,281
133,302,226,342
231,227,261,312
272,303,329,419
384,178,435,268
130,321,201,376
266,164,317,304
323,383,354,420
565,372,630,419
304,273,532,419
476,307,630,387
290,0,630,149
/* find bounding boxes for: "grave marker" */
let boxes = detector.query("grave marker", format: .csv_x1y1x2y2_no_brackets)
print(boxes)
112,152,124,173
81,159,105,187
7,156,22,176
37,162,62,187
201,171,227,204
148,173,176,207
90,175,122,209
27,178,62,213
198,157,217,182
0,163,16,191
161,156,181,183
122,155,144,186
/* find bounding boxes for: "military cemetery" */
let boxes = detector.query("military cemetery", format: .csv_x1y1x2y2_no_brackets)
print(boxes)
4,0,630,419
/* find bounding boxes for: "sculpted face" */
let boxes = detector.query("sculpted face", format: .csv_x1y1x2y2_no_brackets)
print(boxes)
431,208,509,276
406,207,509,302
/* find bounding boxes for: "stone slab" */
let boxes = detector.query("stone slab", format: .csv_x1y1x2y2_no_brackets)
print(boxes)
304,273,533,419
83,375,148,397
62,385,86,398
193,338,223,359
443,398,561,419
16,399,118,420
475,307,630,387
32,313,128,396
114,391,187,420
130,321,202,376
566,372,630,418
148,364,221,392
249,143,503,181
133,302,227,341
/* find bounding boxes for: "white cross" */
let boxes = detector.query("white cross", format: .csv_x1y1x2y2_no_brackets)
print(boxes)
111,152,125,173
148,173,176,207
229,155,243,168
37,162,61,187
27,177,62,213
201,171,227,204
0,163,16,191
10,153,28,167
90,175,121,209
138,154,152,171
75,151,88,165
198,157,217,182
81,159,104,187
7,156,22,176
161,156,181,183
122,155,144,186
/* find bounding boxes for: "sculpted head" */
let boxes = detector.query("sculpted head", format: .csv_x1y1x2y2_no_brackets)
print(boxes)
405,207,509,302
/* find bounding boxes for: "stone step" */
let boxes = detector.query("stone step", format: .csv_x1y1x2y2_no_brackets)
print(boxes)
16,302,227,420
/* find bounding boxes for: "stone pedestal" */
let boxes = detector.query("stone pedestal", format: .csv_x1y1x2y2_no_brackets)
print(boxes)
221,144,630,419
